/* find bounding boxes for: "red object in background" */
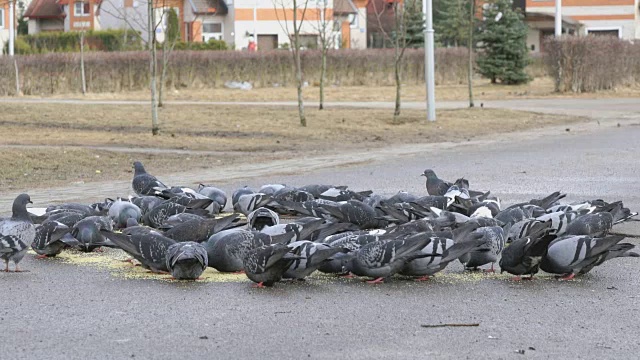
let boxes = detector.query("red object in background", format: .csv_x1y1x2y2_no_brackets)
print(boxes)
248,41,257,52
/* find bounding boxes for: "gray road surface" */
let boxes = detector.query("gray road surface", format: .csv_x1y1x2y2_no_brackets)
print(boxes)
1,113,640,359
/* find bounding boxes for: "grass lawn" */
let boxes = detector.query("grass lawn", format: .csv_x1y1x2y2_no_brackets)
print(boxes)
0,103,585,190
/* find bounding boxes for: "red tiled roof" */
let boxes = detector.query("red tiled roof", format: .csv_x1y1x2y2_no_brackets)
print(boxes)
24,0,65,19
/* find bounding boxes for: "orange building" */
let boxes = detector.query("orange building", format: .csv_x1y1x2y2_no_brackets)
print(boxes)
523,0,640,52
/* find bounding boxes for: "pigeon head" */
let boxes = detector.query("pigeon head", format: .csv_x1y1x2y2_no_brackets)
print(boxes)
421,169,437,179
132,161,146,175
12,193,33,219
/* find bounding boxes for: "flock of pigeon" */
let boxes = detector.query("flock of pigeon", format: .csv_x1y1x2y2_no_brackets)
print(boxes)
1,162,638,287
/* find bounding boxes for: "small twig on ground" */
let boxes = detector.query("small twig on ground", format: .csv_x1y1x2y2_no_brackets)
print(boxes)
421,323,480,328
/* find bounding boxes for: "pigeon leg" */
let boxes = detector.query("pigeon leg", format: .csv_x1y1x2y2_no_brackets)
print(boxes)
414,275,431,282
4,261,9,272
35,254,48,260
523,274,535,281
366,277,385,284
232,270,245,275
93,247,105,253
251,282,265,288
483,264,496,273
14,265,29,273
559,273,576,281
339,272,355,279
511,276,522,281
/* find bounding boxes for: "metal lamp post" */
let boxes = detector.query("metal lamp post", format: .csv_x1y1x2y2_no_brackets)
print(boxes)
423,0,436,121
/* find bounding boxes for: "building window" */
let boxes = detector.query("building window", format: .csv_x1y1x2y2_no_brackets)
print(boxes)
347,14,358,28
202,22,223,41
74,2,90,16
586,28,621,38
0,8,4,29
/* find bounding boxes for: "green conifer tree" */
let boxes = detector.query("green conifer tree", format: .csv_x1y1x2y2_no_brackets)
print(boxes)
476,0,530,84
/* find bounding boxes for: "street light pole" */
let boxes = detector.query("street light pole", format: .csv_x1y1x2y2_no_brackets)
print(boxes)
555,0,562,37
9,0,15,56
424,0,436,121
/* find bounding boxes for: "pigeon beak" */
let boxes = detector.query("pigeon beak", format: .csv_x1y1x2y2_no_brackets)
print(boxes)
28,200,33,204
420,173,426,177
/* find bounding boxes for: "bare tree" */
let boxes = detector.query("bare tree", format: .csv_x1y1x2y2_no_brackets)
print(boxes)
101,0,161,134
158,7,180,107
467,0,475,108
312,0,335,110
79,30,87,95
371,0,412,120
148,0,160,135
274,0,310,126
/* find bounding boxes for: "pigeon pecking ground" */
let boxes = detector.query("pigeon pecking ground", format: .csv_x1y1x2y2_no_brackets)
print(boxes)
7,162,638,287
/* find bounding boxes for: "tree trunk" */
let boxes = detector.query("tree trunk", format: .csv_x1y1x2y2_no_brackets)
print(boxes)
467,0,474,108
159,48,167,107
392,1,402,120
394,57,401,118
149,0,159,135
80,31,87,95
319,45,326,110
293,0,306,127
14,58,20,96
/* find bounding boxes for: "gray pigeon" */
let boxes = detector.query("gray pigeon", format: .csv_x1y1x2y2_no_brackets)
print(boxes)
317,200,388,229
243,243,302,287
233,193,272,216
132,161,169,196
71,216,115,252
142,201,208,229
31,221,74,258
563,212,615,237
205,229,294,273
165,242,208,280
507,218,545,243
163,214,241,243
232,186,255,205
317,233,384,274
131,196,164,215
459,226,505,272
421,169,452,196
101,228,176,273
0,194,36,272
159,213,204,229
400,233,488,280
259,184,288,195
108,199,142,229
540,235,639,280
260,217,325,242
198,184,228,209
349,233,432,283
505,192,566,211
284,241,348,280
45,203,99,217
272,199,336,219
535,210,588,236
247,207,279,231
499,221,554,280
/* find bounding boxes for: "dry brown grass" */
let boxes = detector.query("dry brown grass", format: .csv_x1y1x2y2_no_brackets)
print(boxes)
0,103,585,190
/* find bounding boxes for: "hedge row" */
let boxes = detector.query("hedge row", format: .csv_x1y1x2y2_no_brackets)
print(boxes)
544,36,640,92
0,48,546,95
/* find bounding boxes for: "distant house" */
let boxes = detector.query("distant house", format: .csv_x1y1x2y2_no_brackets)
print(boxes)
24,0,101,33
1,1,12,53
522,0,640,52
21,0,368,50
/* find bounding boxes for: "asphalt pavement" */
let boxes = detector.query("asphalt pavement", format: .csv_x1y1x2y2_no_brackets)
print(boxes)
1,100,640,359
